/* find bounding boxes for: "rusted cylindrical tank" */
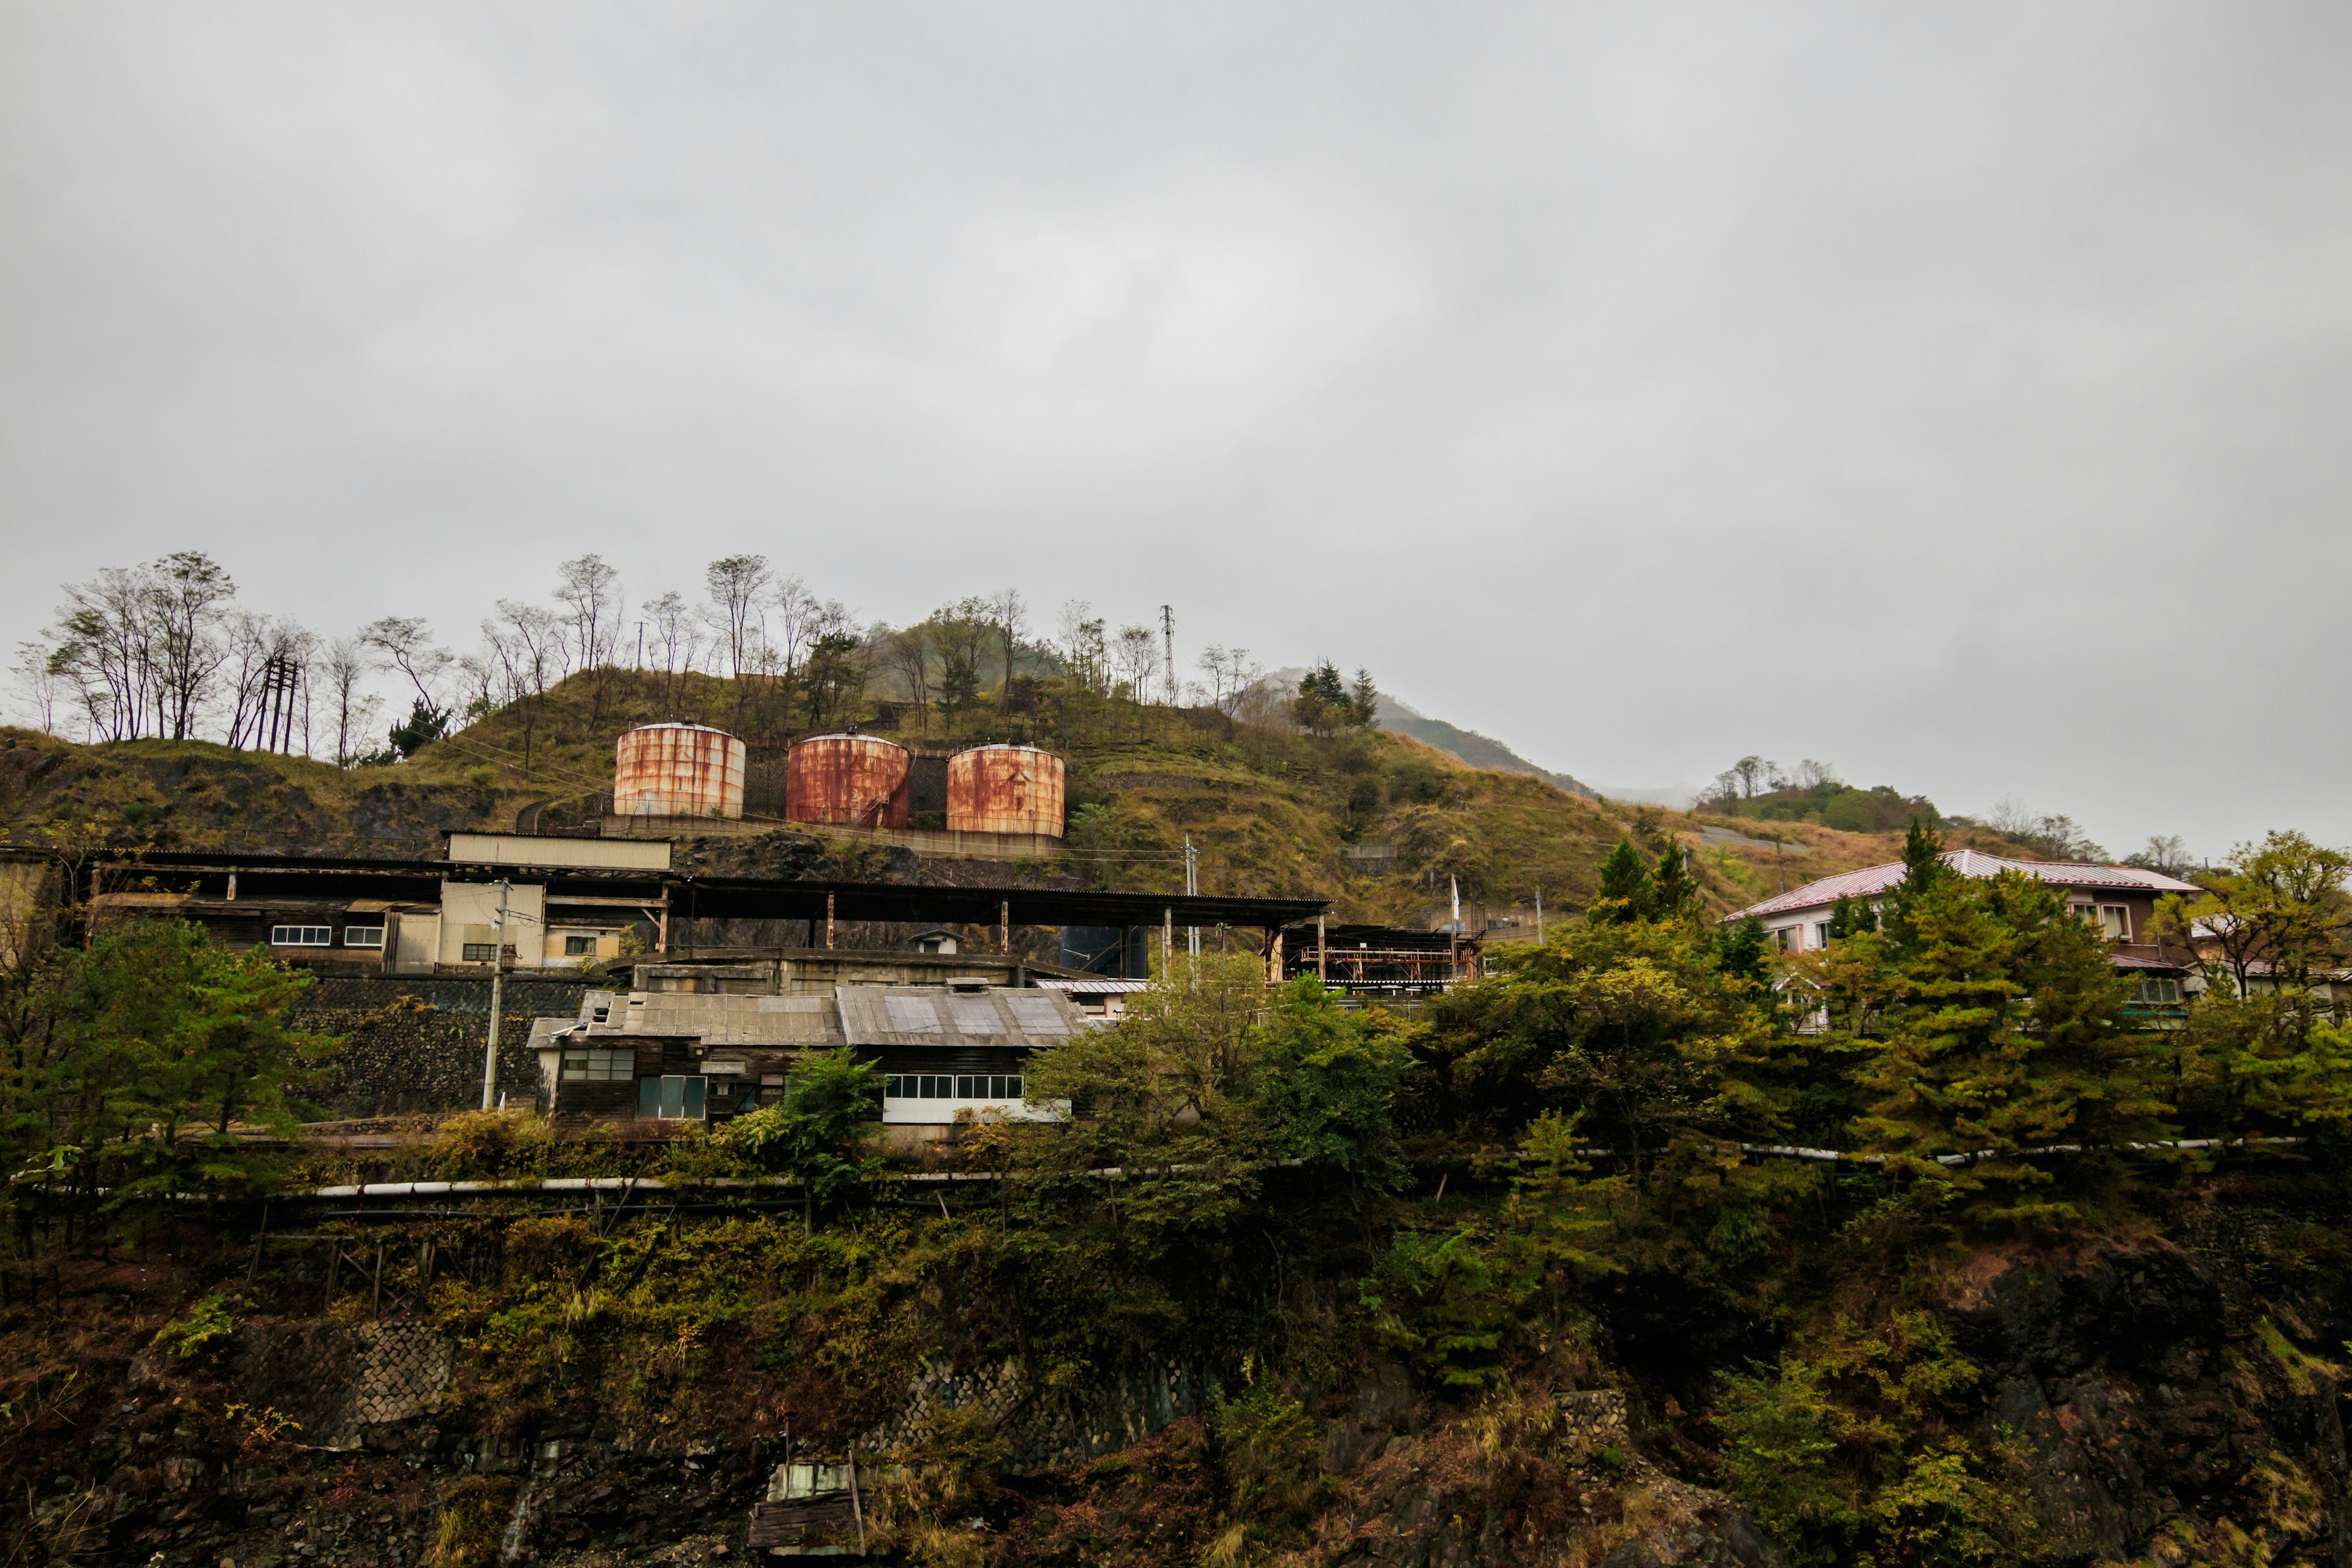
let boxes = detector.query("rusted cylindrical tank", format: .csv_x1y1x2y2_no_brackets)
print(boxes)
614,724,746,819
786,734,911,828
946,745,1065,837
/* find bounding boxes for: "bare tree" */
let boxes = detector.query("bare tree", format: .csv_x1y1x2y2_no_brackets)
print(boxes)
884,624,934,731
483,601,568,767
360,617,452,718
1794,759,1839,789
8,641,60,735
1730,756,1779,799
50,565,160,739
1112,624,1159,704
220,611,274,748
2125,835,2193,876
771,576,820,683
554,553,622,718
147,551,236,740
323,638,380,766
1058,600,1109,696
930,598,993,734
704,554,771,679
987,587,1028,698
646,591,701,714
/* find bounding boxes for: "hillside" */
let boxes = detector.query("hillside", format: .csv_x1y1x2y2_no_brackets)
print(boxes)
1373,692,1597,799
0,668,2043,925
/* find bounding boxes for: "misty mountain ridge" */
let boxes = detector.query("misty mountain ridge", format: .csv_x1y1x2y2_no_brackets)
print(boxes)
1266,668,1595,799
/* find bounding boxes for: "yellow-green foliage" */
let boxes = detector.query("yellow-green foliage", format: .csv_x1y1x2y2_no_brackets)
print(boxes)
151,1293,242,1360
423,1208,932,1444
425,1476,514,1568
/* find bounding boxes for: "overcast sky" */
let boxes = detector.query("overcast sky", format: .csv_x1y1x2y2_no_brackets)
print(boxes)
2,2,2345,858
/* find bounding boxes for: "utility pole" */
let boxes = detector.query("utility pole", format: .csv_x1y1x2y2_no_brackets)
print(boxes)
1159,605,1175,706
1184,835,1200,978
481,880,510,1112
1449,875,1461,983
1535,888,1544,944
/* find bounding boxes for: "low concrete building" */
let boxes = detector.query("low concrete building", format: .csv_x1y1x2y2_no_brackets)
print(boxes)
532,976,1082,1141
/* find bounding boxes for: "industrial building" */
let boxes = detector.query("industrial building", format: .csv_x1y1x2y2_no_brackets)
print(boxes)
47,828,1323,1136
597,723,1069,858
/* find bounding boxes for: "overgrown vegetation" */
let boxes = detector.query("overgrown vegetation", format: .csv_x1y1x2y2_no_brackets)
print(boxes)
4,813,2346,1562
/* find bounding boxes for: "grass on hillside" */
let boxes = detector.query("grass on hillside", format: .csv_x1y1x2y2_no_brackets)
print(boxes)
4,668,2043,921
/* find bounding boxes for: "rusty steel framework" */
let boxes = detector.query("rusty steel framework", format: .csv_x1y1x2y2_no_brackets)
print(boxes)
1295,943,1477,992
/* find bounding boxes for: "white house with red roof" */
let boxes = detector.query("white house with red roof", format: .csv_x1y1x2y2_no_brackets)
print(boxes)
1730,850,2206,1015
1731,849,2199,952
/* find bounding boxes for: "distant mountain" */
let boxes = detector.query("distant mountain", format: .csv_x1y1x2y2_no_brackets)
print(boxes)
1372,694,1597,799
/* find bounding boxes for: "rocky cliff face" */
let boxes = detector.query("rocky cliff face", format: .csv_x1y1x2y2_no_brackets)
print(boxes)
1939,1219,2350,1565
10,1202,2351,1566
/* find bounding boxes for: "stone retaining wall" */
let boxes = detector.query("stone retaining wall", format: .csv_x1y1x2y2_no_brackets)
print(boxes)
295,976,592,1116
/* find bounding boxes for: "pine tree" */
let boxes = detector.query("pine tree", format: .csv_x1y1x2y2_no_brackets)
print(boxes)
1855,870,2168,1225
1715,916,1770,982
1884,818,1947,948
1593,837,1651,924
1650,838,1700,918
1825,894,1877,941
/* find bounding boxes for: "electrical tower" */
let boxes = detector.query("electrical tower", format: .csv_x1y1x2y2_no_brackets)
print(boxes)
1160,605,1175,705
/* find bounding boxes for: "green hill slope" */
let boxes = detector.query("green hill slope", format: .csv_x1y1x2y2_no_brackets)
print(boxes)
2,668,2046,925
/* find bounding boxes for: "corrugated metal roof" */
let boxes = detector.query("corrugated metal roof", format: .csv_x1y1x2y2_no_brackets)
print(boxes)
1731,851,2202,922
1035,978,1152,995
603,992,845,1047
836,985,1082,1049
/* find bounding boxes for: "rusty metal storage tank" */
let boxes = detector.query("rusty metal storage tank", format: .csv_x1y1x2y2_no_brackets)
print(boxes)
786,734,911,828
614,723,746,819
946,745,1066,837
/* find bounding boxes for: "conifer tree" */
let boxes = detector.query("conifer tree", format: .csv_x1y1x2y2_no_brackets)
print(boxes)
1593,837,1651,924
1855,870,2167,1224
1825,894,1876,941
1649,838,1699,919
1884,818,1947,948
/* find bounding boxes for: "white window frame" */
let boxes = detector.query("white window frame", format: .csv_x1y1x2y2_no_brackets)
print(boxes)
342,925,385,949
270,925,333,948
2100,905,2132,941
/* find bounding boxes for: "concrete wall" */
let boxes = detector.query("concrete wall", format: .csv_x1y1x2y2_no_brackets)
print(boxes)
435,880,548,968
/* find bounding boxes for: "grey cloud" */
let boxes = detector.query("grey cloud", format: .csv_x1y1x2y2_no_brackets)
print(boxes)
1,2,2345,856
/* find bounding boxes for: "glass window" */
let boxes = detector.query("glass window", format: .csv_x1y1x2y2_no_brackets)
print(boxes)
636,1074,706,1119
461,943,499,963
2101,905,2131,941
1773,927,1798,954
1813,924,1830,949
560,1046,631,1081
342,926,385,949
2130,977,2181,1005
270,925,333,948
564,934,597,956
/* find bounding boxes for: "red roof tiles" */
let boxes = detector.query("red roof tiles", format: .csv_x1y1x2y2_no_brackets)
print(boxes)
1730,850,2201,922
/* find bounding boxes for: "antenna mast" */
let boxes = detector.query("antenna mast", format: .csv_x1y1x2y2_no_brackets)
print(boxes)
1160,605,1175,704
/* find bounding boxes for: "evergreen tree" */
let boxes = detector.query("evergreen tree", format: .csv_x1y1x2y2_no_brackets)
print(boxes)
1592,837,1652,925
1650,838,1700,919
1715,916,1770,982
1854,870,2167,1224
1825,894,1877,941
1883,818,1947,948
